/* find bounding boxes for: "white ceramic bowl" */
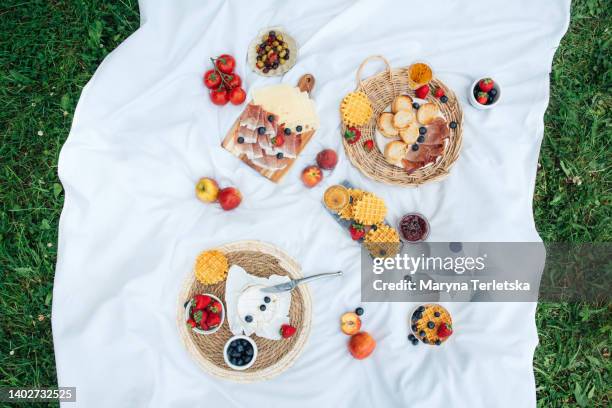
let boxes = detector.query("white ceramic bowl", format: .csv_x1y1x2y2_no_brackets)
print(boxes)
184,293,225,335
223,335,258,371
468,77,501,110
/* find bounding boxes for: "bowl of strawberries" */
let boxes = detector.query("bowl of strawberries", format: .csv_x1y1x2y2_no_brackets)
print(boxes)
185,293,225,335
468,77,501,110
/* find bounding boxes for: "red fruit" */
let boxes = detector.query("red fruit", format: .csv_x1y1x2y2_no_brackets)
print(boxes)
227,73,241,89
434,88,445,98
187,318,196,328
363,140,374,152
316,149,338,170
193,309,208,326
200,320,209,331
210,88,229,105
203,69,221,89
206,312,221,328
208,300,222,314
193,294,212,310
348,332,376,360
437,323,453,338
301,166,323,188
271,134,285,147
218,187,242,210
476,92,489,105
229,87,246,105
280,324,297,338
343,127,361,144
215,54,236,74
415,84,430,99
349,223,365,241
478,78,494,92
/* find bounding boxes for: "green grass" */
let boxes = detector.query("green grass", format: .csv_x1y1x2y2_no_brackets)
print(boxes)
0,0,610,407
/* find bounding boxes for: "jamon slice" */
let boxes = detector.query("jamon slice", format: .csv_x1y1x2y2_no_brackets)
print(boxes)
402,159,425,174
237,125,258,144
258,134,278,156
252,154,290,171
422,117,450,146
262,111,277,137
275,134,301,159
405,143,444,163
238,103,263,130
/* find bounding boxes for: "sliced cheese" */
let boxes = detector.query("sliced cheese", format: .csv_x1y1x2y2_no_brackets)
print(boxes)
252,84,319,132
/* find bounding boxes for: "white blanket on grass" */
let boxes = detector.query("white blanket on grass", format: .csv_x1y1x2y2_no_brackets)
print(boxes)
53,0,570,406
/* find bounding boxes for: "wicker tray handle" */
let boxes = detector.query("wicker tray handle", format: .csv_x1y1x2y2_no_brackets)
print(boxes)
356,55,395,93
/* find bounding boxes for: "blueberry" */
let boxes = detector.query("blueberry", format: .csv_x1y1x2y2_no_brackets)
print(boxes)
449,121,457,129
276,152,284,159
246,348,253,356
411,324,417,331
260,304,266,311
245,315,253,323
371,224,378,231
244,355,252,363
411,144,419,151
440,95,448,103
264,296,271,303
417,306,425,312
257,127,266,135
237,136,245,144
434,312,441,317
419,126,427,135
489,88,498,97
408,334,416,341
417,135,425,143
488,95,495,104
428,321,435,329
237,345,244,353
269,30,276,36
435,340,441,346
411,338,420,346
414,311,423,319
412,102,420,109
296,125,303,132
419,330,426,337
422,338,429,344
263,67,269,74
284,127,291,135
229,357,237,365
267,114,274,122
355,307,364,316
236,359,244,366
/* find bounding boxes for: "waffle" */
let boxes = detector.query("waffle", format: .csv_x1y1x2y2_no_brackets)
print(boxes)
340,91,373,127
194,249,229,285
353,193,387,225
364,224,400,258
323,185,350,212
411,304,453,345
348,188,366,203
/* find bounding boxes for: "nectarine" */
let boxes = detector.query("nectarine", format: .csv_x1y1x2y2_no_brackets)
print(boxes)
348,332,376,360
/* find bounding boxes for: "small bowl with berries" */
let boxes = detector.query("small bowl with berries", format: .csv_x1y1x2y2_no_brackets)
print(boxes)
223,335,258,370
468,77,501,110
184,293,225,335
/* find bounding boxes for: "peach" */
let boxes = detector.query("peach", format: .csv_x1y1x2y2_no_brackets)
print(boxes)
340,312,361,335
218,187,242,211
348,332,376,360
301,165,323,188
195,177,219,203
316,149,338,170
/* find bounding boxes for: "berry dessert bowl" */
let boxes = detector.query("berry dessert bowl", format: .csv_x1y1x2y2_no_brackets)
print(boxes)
398,213,430,243
468,77,501,110
184,293,225,335
223,335,258,371
408,304,453,347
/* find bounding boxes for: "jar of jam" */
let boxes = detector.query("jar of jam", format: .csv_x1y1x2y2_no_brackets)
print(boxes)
398,213,430,242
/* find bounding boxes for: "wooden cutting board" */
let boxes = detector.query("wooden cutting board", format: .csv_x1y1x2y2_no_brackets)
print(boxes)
221,74,316,183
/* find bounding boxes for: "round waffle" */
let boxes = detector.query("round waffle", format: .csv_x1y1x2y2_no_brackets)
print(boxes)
353,194,387,225
411,304,453,345
340,91,373,127
194,250,229,285
364,224,400,258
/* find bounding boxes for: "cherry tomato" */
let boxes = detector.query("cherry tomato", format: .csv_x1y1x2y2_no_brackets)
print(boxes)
215,54,236,74
210,88,229,105
227,73,241,89
203,69,221,89
229,87,246,105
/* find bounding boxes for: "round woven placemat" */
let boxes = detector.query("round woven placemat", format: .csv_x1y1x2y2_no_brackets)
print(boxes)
177,241,312,382
341,56,464,186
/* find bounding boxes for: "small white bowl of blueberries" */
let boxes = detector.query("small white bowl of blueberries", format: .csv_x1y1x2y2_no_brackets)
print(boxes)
468,77,501,110
224,335,258,370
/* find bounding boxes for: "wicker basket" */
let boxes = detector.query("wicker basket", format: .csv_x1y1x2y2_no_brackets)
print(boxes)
341,56,463,186
177,241,312,382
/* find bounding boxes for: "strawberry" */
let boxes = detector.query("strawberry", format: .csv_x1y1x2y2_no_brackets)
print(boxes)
206,312,221,328
434,88,445,98
193,309,207,325
476,92,489,105
363,140,374,151
280,324,297,338
415,84,429,99
200,320,209,331
344,127,361,144
271,134,285,147
349,223,365,241
208,300,222,314
187,318,196,328
193,294,212,310
478,78,494,92
437,322,453,338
